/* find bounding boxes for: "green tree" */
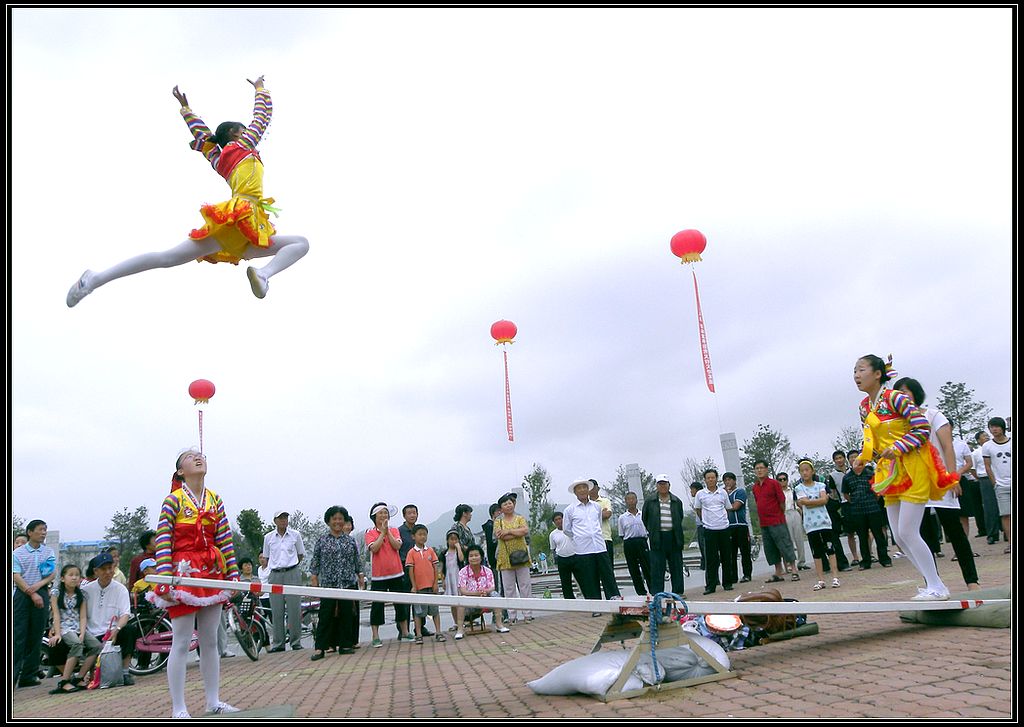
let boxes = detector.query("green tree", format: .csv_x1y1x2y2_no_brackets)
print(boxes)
605,465,656,514
740,424,795,486
831,425,863,455
104,506,152,576
286,510,326,577
936,381,992,440
522,463,553,534
12,515,26,544
236,508,270,558
680,456,719,488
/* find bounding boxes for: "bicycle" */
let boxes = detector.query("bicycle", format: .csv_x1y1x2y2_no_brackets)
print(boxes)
224,592,265,662
127,601,198,676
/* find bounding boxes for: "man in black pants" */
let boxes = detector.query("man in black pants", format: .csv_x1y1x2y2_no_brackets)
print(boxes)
562,479,621,612
618,491,652,596
643,475,686,595
723,472,753,583
548,512,581,599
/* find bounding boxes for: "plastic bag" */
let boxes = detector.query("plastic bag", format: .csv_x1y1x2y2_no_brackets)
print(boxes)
528,651,644,696
97,644,123,689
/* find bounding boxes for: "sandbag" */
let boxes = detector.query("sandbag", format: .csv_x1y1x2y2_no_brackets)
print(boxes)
899,585,1010,628
640,645,716,683
527,651,644,696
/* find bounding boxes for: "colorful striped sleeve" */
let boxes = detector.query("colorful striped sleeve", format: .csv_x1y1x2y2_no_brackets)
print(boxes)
212,493,239,580
238,87,272,150
154,494,179,575
180,106,221,168
891,390,931,454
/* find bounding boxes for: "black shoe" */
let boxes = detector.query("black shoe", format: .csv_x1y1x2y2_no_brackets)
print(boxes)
838,566,853,572
987,537,998,545
723,585,734,591
17,678,41,688
858,565,870,570
703,588,716,595
268,646,286,653
739,576,751,583
310,651,325,661
291,644,304,650
975,533,987,538
339,647,356,655
881,562,893,567
797,565,812,570
421,627,432,637
122,674,135,686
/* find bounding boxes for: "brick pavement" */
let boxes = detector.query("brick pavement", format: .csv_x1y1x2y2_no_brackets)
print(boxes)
11,544,1013,719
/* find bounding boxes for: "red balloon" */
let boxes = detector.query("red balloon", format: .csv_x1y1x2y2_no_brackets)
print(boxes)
490,320,517,345
188,379,216,404
670,229,707,263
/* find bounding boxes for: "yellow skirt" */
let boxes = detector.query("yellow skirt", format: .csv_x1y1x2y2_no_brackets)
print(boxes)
877,444,959,506
188,196,276,265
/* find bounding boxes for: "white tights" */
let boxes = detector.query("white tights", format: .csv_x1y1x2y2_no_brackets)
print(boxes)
167,605,223,716
86,234,310,290
886,501,947,594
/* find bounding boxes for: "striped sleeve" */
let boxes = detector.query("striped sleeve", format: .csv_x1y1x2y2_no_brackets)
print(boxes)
891,390,931,454
212,493,239,580
238,87,272,150
154,494,179,575
180,106,222,168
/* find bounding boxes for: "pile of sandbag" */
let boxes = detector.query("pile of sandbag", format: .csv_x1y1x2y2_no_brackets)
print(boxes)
527,632,730,698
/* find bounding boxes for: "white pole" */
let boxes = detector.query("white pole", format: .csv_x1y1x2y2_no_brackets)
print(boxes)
147,575,1005,616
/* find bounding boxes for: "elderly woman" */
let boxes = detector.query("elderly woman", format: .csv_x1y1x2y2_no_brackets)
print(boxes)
494,493,533,622
364,503,411,648
309,506,362,660
454,545,509,640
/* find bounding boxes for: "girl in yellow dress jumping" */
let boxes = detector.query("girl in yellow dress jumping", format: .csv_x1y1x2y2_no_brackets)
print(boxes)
67,76,308,307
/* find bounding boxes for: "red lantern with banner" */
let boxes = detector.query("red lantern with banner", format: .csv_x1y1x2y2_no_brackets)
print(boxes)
670,230,716,394
490,320,517,442
188,379,216,452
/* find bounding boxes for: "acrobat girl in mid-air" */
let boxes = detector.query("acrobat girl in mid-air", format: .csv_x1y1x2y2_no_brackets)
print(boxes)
67,76,308,307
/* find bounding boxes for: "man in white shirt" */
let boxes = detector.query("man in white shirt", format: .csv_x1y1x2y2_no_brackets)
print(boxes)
617,491,652,596
982,417,1013,555
563,479,621,605
588,480,615,566
82,552,136,686
973,431,1002,544
264,510,306,652
548,512,580,599
953,435,984,539
693,469,732,595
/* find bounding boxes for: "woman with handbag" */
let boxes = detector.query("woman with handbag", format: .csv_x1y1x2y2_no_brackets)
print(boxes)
494,493,533,623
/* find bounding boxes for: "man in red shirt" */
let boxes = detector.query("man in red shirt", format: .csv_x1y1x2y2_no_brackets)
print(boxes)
751,460,799,583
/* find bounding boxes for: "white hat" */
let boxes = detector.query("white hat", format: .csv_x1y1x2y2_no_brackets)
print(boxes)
569,478,592,494
273,509,290,519
655,474,671,484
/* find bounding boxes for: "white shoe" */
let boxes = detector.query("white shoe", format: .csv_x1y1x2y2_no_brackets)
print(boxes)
171,711,192,719
454,631,464,640
911,589,949,601
206,702,241,715
246,266,268,299
66,270,95,308
220,650,237,658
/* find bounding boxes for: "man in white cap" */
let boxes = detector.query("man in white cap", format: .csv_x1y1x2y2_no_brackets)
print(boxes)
264,510,306,652
642,475,686,594
562,479,621,611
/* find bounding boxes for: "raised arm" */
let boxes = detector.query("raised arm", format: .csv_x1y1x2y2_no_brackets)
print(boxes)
238,75,272,150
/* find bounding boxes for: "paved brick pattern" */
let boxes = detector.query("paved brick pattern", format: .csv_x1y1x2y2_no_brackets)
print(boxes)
12,545,1013,718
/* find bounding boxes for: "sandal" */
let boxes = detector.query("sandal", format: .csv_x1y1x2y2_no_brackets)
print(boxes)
434,634,447,642
414,636,423,645
831,578,841,588
765,575,785,583
812,581,826,591
49,680,80,694
790,573,800,581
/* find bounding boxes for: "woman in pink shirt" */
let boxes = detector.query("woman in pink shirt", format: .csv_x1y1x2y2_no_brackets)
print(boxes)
454,545,509,640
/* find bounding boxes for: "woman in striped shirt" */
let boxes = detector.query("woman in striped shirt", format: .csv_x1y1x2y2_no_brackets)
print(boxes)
67,76,309,307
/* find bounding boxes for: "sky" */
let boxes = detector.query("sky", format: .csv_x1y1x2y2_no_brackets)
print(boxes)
10,8,1014,542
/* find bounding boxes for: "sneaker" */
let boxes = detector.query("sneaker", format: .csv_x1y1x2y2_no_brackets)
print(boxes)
831,578,841,588
496,626,510,633
911,589,949,601
739,576,751,583
171,711,192,719
66,270,95,308
371,638,383,648
893,552,905,559
247,266,269,299
220,650,237,658
267,645,285,653
454,631,464,640
401,633,416,641
206,702,241,715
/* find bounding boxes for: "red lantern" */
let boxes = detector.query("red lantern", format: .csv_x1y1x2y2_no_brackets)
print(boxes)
490,320,518,345
670,229,707,264
188,379,216,405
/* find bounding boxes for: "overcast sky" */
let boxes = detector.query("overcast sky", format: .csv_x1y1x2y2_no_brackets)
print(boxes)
10,8,1014,542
